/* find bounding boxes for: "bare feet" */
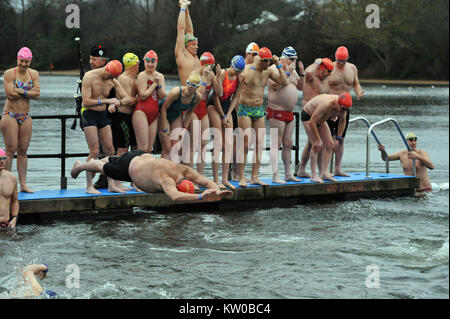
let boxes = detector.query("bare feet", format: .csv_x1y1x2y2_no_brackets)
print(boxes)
71,160,83,179
285,175,302,182
222,180,236,190
311,176,324,183
108,185,126,194
251,178,268,186
296,169,311,178
214,180,227,189
86,185,102,195
321,174,338,182
238,177,248,188
20,184,34,193
334,170,350,177
116,181,131,192
272,174,287,184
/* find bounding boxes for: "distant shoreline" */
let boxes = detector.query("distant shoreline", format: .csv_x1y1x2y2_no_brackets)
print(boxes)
1,69,448,86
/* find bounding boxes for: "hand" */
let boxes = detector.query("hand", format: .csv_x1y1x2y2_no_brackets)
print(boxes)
180,0,190,9
314,58,322,65
286,61,295,73
377,144,385,152
159,130,170,144
312,140,323,153
215,64,222,77
298,60,304,73
154,72,162,85
108,98,121,106
253,55,261,64
203,65,212,77
107,104,117,113
357,90,365,100
8,217,17,228
224,116,232,128
272,55,280,66
407,151,419,160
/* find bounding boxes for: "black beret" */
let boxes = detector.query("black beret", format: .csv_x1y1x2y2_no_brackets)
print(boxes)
90,45,108,58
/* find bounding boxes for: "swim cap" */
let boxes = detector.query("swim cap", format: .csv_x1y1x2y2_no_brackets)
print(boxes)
90,45,107,58
105,60,123,78
406,132,417,140
246,42,260,54
17,47,33,61
335,46,349,61
281,46,297,59
177,178,195,194
185,34,198,48
338,93,352,109
123,53,139,68
0,147,6,157
186,73,201,87
200,52,215,66
231,55,246,72
320,58,334,72
144,50,158,62
44,290,57,298
258,47,273,59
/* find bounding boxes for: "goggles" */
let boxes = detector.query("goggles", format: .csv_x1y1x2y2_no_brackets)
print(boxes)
186,80,200,88
0,157,7,161
144,57,157,63
407,137,417,142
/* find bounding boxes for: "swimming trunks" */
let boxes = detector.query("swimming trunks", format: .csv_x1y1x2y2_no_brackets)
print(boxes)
3,111,30,125
135,80,160,125
111,112,137,149
301,110,311,122
327,109,350,138
166,87,197,124
266,108,294,123
103,150,146,182
237,104,264,121
81,109,111,129
194,84,212,120
0,221,10,228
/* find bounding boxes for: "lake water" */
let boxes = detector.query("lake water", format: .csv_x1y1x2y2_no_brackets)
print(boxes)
0,76,448,299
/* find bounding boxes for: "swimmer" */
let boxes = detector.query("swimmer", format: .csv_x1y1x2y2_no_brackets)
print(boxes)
6,264,56,298
71,151,233,202
0,146,19,230
378,132,434,196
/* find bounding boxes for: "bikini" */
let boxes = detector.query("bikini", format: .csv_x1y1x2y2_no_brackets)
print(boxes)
3,68,33,125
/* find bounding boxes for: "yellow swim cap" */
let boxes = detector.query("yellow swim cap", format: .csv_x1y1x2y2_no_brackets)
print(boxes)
123,53,139,68
186,73,201,86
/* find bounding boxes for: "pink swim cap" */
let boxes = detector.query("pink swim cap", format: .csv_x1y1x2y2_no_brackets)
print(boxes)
0,147,6,157
18,47,33,61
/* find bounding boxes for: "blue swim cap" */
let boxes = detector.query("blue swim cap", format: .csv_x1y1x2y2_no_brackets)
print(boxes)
231,55,245,72
281,46,297,59
44,290,57,298
43,264,48,273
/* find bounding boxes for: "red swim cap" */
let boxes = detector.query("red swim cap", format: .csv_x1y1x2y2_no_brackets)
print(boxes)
200,52,215,65
177,178,195,194
338,93,352,109
144,50,158,62
321,58,334,72
335,46,349,61
105,60,123,78
258,47,273,59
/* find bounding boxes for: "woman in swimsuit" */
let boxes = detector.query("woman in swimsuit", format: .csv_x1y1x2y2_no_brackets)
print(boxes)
207,55,245,189
133,50,167,154
186,52,223,174
1,47,40,193
159,73,202,161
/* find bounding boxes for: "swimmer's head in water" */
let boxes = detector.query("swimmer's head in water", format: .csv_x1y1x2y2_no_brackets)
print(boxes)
185,34,198,48
105,60,123,78
177,178,195,194
44,290,57,298
338,93,352,109
186,73,201,88
200,52,215,66
123,53,139,69
231,55,246,72
17,47,33,61
335,46,349,62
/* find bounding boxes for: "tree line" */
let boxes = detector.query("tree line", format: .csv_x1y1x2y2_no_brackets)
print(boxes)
0,0,448,80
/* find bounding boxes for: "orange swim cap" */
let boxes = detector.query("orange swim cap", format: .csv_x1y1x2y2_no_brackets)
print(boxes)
335,46,349,61
258,47,273,59
105,60,123,78
177,178,195,194
144,50,158,62
320,58,334,72
338,93,352,109
200,52,215,65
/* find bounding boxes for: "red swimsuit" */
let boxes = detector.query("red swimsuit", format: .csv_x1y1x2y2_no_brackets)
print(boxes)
266,108,294,123
194,84,212,120
135,80,159,125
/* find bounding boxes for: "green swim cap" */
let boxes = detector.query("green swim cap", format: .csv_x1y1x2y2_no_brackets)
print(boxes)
185,34,198,48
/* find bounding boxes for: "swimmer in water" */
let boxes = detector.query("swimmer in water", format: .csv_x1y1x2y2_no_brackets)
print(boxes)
378,132,434,196
6,264,56,298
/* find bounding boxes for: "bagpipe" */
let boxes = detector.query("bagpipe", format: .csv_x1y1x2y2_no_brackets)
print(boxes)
71,37,85,130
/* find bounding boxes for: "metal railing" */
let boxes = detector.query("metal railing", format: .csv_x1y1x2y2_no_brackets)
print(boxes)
1,113,302,190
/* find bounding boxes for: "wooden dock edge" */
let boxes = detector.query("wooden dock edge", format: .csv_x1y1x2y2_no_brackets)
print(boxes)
17,177,420,221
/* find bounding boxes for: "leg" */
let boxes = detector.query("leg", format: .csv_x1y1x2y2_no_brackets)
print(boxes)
319,123,337,182
297,140,311,178
71,157,108,179
197,115,210,175
282,121,301,182
83,126,102,194
0,115,19,172
251,117,268,186
333,138,349,176
222,122,235,190
187,114,200,168
268,118,286,184
16,118,33,193
236,116,252,187
207,106,225,188
147,116,159,154
132,110,150,151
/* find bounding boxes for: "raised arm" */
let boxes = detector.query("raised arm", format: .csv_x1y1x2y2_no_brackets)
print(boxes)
268,56,288,86
175,1,191,59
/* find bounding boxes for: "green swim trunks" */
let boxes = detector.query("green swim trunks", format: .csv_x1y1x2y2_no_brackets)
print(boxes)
237,104,264,121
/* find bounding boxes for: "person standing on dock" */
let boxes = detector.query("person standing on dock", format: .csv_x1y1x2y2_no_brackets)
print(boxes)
80,60,135,194
296,57,334,178
327,46,364,177
377,132,434,195
1,47,40,193
70,151,233,202
301,93,352,183
233,47,289,187
0,147,19,230
267,46,304,184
